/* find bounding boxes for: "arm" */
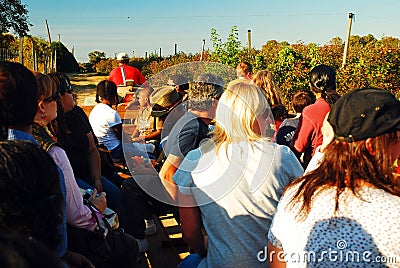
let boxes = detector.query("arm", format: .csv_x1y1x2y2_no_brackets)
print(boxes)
159,154,182,201
180,205,207,256
268,242,286,268
48,146,106,231
111,123,123,141
86,132,103,192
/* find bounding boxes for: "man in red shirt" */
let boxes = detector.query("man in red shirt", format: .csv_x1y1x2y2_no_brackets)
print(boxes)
109,53,147,87
109,53,147,102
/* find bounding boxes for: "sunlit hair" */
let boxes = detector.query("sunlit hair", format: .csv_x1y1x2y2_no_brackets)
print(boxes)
236,62,252,77
209,82,269,153
252,70,283,106
286,131,400,221
33,73,57,101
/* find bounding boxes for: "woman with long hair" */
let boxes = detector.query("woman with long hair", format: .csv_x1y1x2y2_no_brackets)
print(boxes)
174,82,303,267
269,88,400,267
290,64,340,168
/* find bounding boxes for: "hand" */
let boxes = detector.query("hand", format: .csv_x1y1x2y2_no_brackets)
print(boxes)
89,188,107,213
64,250,95,268
131,136,145,143
94,179,103,192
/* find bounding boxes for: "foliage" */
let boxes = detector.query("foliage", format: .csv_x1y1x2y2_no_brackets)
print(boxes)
0,0,31,37
210,26,242,67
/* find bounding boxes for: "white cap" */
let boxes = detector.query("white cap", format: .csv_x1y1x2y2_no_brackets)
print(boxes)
116,52,129,61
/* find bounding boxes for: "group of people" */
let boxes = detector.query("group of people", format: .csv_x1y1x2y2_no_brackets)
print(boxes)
0,55,399,268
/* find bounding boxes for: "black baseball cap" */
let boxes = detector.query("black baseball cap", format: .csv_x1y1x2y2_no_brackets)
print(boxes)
328,88,400,142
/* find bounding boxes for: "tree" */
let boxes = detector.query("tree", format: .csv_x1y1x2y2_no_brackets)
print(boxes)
0,0,31,37
88,50,106,65
210,26,242,67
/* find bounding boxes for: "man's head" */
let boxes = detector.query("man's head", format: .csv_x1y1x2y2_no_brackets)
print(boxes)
188,73,224,111
236,62,253,79
167,74,189,97
116,52,129,65
0,61,38,130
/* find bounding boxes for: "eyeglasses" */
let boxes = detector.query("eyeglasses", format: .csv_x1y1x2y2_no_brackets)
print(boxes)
43,92,60,102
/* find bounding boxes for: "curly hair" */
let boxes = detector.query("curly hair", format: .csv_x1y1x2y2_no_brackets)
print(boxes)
252,70,283,106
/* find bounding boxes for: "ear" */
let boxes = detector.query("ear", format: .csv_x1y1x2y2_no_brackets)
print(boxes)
38,100,47,113
365,138,376,156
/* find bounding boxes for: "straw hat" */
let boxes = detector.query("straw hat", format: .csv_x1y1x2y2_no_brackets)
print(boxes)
150,85,182,117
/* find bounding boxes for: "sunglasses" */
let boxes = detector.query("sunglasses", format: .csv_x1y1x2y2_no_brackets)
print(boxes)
60,85,73,95
43,92,60,102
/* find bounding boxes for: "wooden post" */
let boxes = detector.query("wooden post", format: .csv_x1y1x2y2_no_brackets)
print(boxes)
145,51,147,59
31,39,35,71
45,19,52,44
200,39,205,61
342,13,355,69
247,29,252,50
159,48,162,58
58,34,60,42
174,44,177,55
19,37,24,64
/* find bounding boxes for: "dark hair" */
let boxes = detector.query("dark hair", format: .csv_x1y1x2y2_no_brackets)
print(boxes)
309,64,340,106
0,61,38,128
48,72,72,96
0,140,63,250
0,99,8,140
96,80,118,103
271,104,288,122
0,232,63,268
292,89,316,113
286,131,400,221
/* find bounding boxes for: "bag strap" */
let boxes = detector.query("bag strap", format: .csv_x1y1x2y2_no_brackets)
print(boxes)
120,66,127,86
84,199,107,236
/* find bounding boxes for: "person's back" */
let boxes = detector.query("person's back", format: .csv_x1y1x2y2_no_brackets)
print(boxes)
290,64,339,167
109,53,146,86
174,83,303,267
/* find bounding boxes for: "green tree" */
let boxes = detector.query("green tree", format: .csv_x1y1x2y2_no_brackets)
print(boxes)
210,26,242,67
88,50,107,65
0,0,31,37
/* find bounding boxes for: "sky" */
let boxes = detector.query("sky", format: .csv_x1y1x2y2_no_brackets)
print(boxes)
25,0,400,63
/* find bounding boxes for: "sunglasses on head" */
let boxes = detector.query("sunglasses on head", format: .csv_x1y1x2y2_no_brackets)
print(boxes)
43,91,60,102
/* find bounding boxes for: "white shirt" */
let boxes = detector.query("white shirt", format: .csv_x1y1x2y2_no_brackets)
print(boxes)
89,103,122,150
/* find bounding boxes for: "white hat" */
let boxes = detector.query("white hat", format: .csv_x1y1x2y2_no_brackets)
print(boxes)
116,52,129,61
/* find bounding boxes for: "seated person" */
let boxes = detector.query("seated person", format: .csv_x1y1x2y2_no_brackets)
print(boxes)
130,86,158,156
275,89,316,147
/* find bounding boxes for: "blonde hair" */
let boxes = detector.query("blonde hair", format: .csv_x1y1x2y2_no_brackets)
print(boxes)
33,73,57,102
209,82,269,153
252,70,283,106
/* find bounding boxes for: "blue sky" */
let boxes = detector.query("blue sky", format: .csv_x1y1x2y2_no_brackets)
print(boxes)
26,0,400,63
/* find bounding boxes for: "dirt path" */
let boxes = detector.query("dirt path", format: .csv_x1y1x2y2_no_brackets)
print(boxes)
68,73,108,106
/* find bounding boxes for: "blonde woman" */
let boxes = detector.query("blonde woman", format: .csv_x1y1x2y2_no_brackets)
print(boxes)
252,70,283,106
173,82,303,268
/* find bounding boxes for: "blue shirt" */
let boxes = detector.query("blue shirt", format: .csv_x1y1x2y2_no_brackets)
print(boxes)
8,129,68,257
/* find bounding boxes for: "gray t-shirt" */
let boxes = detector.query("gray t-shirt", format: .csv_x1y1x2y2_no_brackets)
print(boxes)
174,140,303,267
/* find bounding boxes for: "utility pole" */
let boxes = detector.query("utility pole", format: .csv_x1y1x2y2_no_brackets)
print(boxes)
200,39,205,61
45,19,52,44
247,29,252,50
342,13,355,69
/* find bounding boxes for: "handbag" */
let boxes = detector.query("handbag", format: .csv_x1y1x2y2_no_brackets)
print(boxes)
67,200,122,265
97,144,115,180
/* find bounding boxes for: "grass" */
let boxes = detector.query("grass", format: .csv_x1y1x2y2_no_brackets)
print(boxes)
68,73,108,106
